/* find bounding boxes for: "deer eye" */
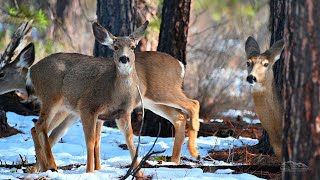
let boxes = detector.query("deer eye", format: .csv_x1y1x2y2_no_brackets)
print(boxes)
130,46,135,50
263,63,269,67
246,62,251,67
0,72,5,78
113,45,119,50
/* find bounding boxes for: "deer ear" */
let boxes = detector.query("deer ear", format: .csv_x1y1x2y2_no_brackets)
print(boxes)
15,43,35,69
261,39,284,63
129,21,149,45
92,22,116,48
245,36,260,59
269,39,284,61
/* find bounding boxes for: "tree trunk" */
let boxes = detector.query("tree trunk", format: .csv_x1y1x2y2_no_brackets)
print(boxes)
157,0,191,65
48,0,95,55
282,0,320,179
94,0,137,58
142,0,191,137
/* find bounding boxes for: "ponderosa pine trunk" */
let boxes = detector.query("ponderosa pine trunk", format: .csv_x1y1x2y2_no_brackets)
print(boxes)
282,0,320,179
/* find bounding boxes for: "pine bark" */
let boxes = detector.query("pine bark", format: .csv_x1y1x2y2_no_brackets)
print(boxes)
94,0,137,58
157,0,191,65
142,0,191,137
282,0,320,179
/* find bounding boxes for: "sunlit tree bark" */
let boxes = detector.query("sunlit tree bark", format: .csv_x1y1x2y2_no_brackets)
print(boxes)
282,0,320,179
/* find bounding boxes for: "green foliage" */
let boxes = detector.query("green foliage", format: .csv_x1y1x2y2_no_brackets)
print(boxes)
153,156,164,161
143,0,163,41
33,9,48,30
5,4,49,31
194,0,267,22
0,31,5,50
146,18,161,40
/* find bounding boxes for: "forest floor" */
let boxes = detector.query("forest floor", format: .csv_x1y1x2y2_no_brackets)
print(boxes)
0,111,282,179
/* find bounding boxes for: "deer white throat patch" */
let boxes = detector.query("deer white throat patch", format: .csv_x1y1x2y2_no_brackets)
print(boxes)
250,82,266,92
117,63,133,75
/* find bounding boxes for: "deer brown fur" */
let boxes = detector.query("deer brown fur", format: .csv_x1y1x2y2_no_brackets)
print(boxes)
245,37,284,158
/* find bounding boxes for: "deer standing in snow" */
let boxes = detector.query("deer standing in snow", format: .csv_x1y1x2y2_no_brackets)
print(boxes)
245,37,284,157
0,21,200,177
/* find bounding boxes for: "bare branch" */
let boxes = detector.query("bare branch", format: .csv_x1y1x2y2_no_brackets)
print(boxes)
0,20,32,67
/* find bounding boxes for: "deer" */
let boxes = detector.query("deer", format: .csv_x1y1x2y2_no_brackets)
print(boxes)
244,36,284,158
0,21,200,177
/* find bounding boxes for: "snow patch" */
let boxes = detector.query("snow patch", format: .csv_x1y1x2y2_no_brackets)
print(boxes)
0,112,262,179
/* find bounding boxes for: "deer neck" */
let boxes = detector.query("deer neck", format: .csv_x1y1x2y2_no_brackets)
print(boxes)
251,68,274,96
113,66,139,100
251,75,282,112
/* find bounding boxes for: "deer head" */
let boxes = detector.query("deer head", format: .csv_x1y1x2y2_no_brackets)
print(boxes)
245,37,284,91
92,21,149,75
0,21,34,95
0,43,35,95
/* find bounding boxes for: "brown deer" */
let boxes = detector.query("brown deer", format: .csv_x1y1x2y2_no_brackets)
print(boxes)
30,21,148,177
0,21,200,176
245,37,284,158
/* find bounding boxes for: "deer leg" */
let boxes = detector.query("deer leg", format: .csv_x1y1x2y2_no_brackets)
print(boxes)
144,101,187,164
31,113,77,172
171,113,187,164
153,94,200,159
29,127,46,173
116,113,144,178
48,114,77,146
34,100,62,171
80,112,97,173
94,120,103,170
30,111,68,172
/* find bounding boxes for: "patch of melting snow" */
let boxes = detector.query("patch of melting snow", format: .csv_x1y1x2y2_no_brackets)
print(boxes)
243,117,261,124
215,168,234,174
0,112,263,180
219,109,261,124
220,109,256,117
210,119,224,123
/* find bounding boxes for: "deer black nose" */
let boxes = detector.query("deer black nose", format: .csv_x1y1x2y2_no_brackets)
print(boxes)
246,75,257,84
119,56,129,64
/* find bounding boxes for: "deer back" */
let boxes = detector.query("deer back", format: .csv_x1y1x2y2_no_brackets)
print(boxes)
135,51,185,101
